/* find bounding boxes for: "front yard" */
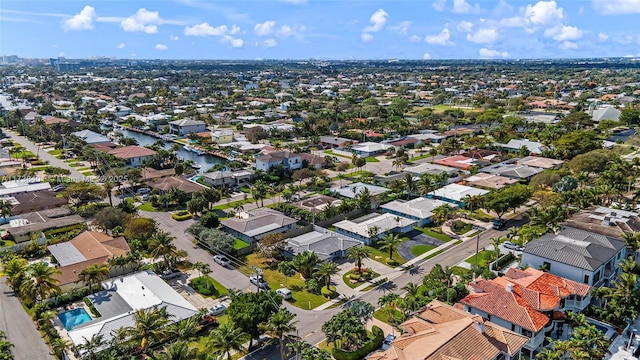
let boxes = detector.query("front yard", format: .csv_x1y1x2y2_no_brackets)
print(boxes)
238,254,328,310
464,250,494,268
342,269,380,289
410,244,436,257
365,244,406,266
189,275,229,299
414,226,453,242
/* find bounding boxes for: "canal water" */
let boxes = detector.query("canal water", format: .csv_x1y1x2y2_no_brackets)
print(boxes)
115,128,226,171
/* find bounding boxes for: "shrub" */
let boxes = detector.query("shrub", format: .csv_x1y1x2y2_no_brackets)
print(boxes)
349,273,361,281
172,211,193,221
321,285,338,299
43,224,87,238
304,278,321,294
332,326,384,360
189,277,219,297
83,297,101,317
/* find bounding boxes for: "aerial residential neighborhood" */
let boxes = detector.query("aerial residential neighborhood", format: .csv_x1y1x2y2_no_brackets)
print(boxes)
1,9,640,360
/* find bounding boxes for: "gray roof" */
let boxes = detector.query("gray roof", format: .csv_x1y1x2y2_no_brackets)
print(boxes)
330,182,389,199
222,208,297,238
523,227,625,271
170,119,206,126
47,242,86,266
71,129,111,144
496,139,545,154
286,227,363,260
480,163,543,180
404,163,459,176
319,136,351,146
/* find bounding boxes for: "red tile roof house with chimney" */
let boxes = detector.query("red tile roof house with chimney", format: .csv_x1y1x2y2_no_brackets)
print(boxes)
460,268,591,359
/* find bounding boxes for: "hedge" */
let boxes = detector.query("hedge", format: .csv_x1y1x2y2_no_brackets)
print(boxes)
83,297,101,317
492,252,516,271
189,276,219,297
332,325,384,360
172,210,193,221
43,223,87,237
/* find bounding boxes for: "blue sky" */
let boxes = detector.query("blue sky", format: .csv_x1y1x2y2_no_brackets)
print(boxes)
1,0,639,60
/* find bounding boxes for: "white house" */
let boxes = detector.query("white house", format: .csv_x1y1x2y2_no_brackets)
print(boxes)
169,119,207,136
254,150,302,172
334,213,416,244
381,197,456,227
351,142,393,157
430,183,489,207
521,227,626,287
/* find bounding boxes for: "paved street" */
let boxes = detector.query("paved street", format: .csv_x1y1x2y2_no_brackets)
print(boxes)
0,282,54,360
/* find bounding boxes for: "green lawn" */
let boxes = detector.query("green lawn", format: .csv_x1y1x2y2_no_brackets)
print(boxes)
465,250,495,268
424,249,445,260
324,150,352,159
81,171,93,176
342,269,380,289
190,275,229,299
233,239,249,250
238,254,328,310
212,198,253,211
450,220,473,235
339,170,375,179
408,153,433,162
410,244,436,257
48,149,62,155
414,226,453,242
365,245,407,265
373,307,403,325
76,167,92,171
136,202,157,212
365,156,380,163
452,266,472,278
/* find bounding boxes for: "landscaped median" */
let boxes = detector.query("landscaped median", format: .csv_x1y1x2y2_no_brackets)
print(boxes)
342,268,380,289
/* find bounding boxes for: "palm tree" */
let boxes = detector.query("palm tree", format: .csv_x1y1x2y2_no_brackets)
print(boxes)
0,200,13,223
167,317,199,341
205,322,246,360
490,237,503,260
78,263,110,292
151,340,198,360
2,256,28,292
623,232,640,260
379,233,402,262
50,337,72,359
402,282,420,313
346,246,370,273
80,334,104,360
149,232,177,269
292,251,320,279
20,262,61,305
613,272,638,304
123,306,172,351
618,257,638,275
314,261,339,289
260,309,298,360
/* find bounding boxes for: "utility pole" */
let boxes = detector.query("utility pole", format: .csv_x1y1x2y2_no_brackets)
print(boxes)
473,226,483,270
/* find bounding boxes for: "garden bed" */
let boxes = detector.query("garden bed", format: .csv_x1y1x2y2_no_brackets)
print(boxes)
189,275,229,299
450,220,473,235
342,269,380,289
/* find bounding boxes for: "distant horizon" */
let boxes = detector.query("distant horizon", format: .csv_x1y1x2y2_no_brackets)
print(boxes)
1,1,639,60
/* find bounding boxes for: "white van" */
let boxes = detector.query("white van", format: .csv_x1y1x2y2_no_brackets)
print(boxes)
276,288,292,300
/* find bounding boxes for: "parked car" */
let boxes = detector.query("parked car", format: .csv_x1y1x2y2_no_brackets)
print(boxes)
381,334,396,350
276,288,292,300
208,304,227,316
249,275,269,289
492,219,506,230
160,270,181,280
503,241,524,251
51,184,66,192
213,255,231,267
137,188,151,195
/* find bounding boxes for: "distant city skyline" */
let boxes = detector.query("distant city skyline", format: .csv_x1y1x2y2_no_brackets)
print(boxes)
1,0,639,60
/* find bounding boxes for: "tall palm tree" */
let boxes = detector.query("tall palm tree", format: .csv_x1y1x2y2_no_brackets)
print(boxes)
124,306,172,351
402,282,420,313
78,263,110,292
613,272,638,304
346,246,370,273
151,340,198,360
0,200,13,223
1,256,28,292
80,334,104,360
379,233,402,262
20,262,61,305
149,232,177,269
167,317,199,341
205,322,246,360
314,261,339,289
260,309,297,360
291,251,320,279
622,232,640,260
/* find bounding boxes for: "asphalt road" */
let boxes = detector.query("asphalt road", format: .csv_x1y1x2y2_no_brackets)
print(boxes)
0,282,54,360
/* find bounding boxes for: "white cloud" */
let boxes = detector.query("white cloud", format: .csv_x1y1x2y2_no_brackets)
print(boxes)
116,43,126,49
121,8,163,34
262,38,277,48
277,25,294,37
363,8,388,32
62,5,96,31
492,0,513,16
598,32,609,41
155,43,168,50
390,21,412,35
593,0,640,14
453,0,481,14
58,51,65,57
184,23,239,36
479,48,509,58
544,25,582,41
466,28,499,44
525,1,564,26
409,35,422,42
254,20,275,36
221,35,244,48
361,33,374,42
456,20,474,32
424,28,453,46
433,0,447,11
170,35,179,41
422,52,432,59
559,41,578,50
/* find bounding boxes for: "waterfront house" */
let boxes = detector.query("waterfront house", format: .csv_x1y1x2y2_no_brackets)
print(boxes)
108,146,156,167
169,119,207,136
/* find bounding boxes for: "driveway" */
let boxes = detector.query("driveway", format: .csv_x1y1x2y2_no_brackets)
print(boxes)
397,230,445,261
0,282,54,360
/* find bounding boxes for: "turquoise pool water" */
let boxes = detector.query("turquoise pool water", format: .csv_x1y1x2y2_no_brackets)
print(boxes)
58,308,92,331
189,175,201,182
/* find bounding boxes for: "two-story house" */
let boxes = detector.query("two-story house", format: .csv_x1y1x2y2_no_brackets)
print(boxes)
461,268,591,359
369,300,529,360
211,129,234,144
169,119,207,136
108,146,156,167
254,150,302,173
521,227,626,287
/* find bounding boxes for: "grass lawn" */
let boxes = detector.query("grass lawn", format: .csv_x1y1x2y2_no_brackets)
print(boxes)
212,198,253,211
365,156,380,163
425,249,445,260
342,269,380,289
365,245,407,265
450,220,473,235
324,150,352,159
452,266,472,278
233,238,249,250
410,244,436,257
339,170,375,179
465,250,494,268
238,254,328,310
470,210,494,222
414,226,453,242
76,167,91,171
81,171,93,176
136,202,157,212
408,153,434,162
373,307,403,325
48,149,62,155
190,275,229,299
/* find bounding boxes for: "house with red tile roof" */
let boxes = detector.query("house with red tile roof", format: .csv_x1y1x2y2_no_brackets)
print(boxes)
368,300,529,360
108,145,156,167
461,268,591,359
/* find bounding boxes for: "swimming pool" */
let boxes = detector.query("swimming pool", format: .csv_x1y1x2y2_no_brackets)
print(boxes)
58,308,92,331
